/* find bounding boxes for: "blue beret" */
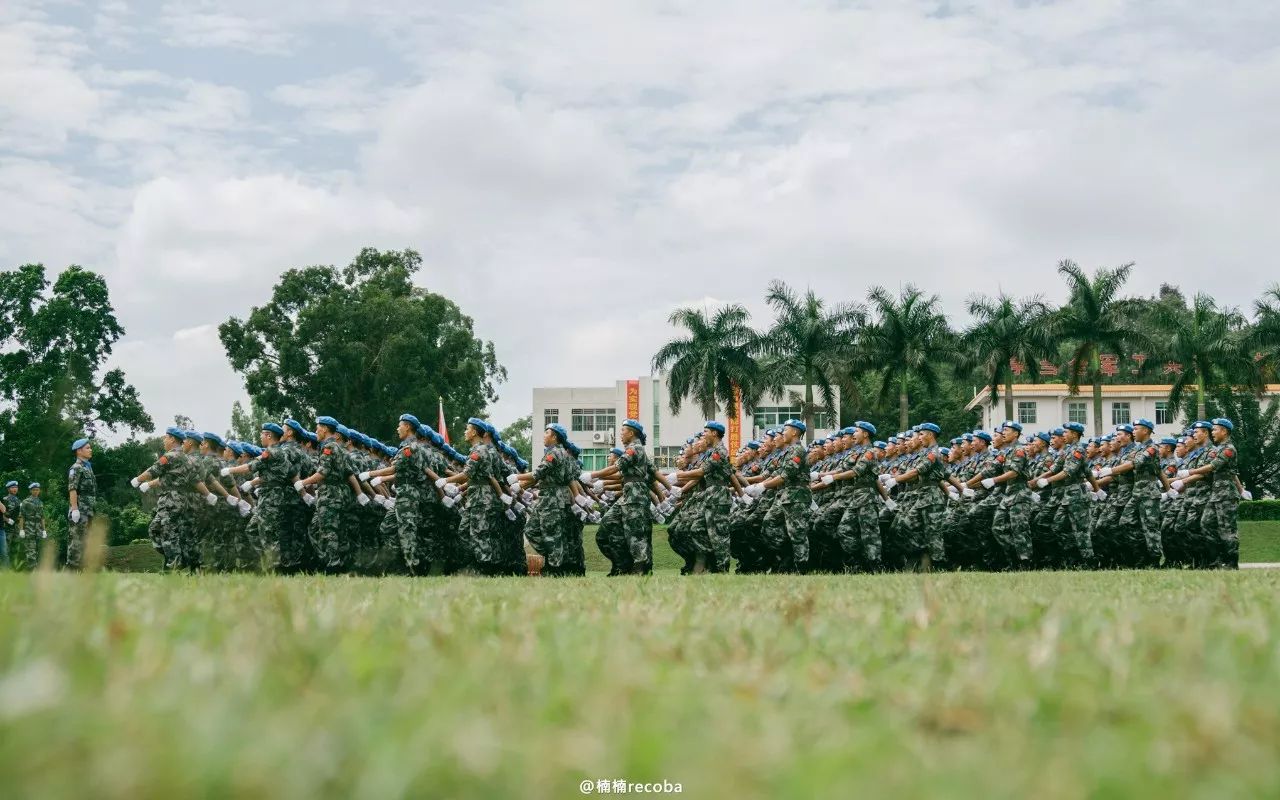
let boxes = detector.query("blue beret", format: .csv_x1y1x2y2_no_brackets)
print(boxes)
746,440,760,450
1211,417,1234,431
704,421,726,435
335,424,351,439
1191,420,1212,431
304,431,319,444
6,480,19,488
1114,424,1133,434
399,414,421,427
1160,437,1178,446
1101,434,1114,442
428,432,444,447
962,433,975,442
855,420,877,435
203,433,225,449
1063,422,1085,434
418,424,437,439
783,419,806,433
975,431,993,443
888,436,899,444
228,442,244,456
184,430,204,443
1036,431,1052,443
1050,427,1065,437
872,440,887,449
71,437,90,451
165,426,186,439
466,417,489,434
939,447,951,456
517,459,529,471
622,418,645,436
919,422,941,434
29,482,40,489
1134,418,1155,431
610,447,624,457
261,422,284,437
546,423,569,444
1002,421,1022,433
283,419,306,437
315,416,339,429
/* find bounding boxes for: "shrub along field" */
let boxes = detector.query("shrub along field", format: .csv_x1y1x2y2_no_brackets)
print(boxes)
0,566,1278,799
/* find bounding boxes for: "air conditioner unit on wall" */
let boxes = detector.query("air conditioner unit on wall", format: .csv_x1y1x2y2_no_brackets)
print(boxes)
592,432,606,443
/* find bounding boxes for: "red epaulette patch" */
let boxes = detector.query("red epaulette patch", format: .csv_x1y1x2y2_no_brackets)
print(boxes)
1015,448,1025,457
626,448,635,456
470,452,481,461
545,454,554,463
793,457,802,464
712,453,721,461
403,448,412,457
323,448,332,456
1147,447,1156,456
927,452,936,462
1224,448,1235,458
996,454,1005,463
1073,452,1083,459
260,451,269,459
158,456,168,465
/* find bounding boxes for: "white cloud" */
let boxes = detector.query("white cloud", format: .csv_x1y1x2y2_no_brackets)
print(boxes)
159,2,297,54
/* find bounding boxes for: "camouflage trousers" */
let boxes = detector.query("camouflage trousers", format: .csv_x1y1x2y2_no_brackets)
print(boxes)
689,489,732,572
523,489,571,569
991,491,1033,568
1051,487,1095,565
597,501,630,574
460,490,506,571
1174,497,1210,567
763,494,811,571
66,500,95,570
250,487,301,572
1199,496,1239,569
621,499,653,572
901,494,946,566
665,497,698,573
380,487,429,571
1119,489,1163,567
728,498,770,573
309,487,354,570
834,492,881,571
966,496,1001,568
809,496,848,573
149,493,196,570
1093,488,1130,567
20,523,46,568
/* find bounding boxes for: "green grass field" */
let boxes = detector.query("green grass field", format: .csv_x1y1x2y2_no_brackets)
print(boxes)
2,567,1279,798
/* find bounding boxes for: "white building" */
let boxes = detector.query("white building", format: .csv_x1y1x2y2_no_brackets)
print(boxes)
532,376,839,470
963,383,1280,438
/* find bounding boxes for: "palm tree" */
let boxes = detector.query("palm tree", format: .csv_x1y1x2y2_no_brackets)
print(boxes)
756,281,863,440
1251,285,1280,383
1051,260,1150,435
958,293,1056,421
651,304,760,420
1150,292,1259,420
856,284,954,431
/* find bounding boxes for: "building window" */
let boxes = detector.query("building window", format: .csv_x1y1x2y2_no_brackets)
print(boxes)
1067,402,1087,425
1155,401,1173,425
1017,401,1037,425
652,446,682,470
577,448,609,471
1111,402,1131,425
571,408,616,432
543,409,559,427
752,406,832,431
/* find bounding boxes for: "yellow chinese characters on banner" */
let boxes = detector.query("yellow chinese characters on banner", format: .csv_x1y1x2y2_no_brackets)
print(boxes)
728,384,742,453
626,380,640,423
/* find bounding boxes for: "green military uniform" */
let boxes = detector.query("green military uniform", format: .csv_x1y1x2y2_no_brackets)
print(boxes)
991,443,1033,568
146,449,199,570
248,443,303,572
310,436,356,571
834,446,883,571
763,441,812,572
1199,436,1240,569
1118,441,1164,567
1050,441,1095,566
66,459,97,569
692,444,734,572
18,494,45,567
525,444,580,575
459,443,506,573
616,440,655,572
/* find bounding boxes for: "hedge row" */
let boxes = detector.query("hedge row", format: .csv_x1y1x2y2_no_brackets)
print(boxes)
1239,500,1280,521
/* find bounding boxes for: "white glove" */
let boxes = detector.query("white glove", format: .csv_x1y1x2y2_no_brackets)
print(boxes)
1177,470,1190,479
444,484,460,497
884,499,898,512
749,483,766,497
962,487,976,499
293,480,305,492
435,478,447,489
505,508,517,521
589,512,601,524
507,473,520,486
41,529,48,539
1172,479,1184,491
947,489,959,501
70,509,81,523
1167,488,1179,499
592,479,604,492
670,486,683,499
1160,491,1169,501
442,495,456,508
1030,492,1041,503
1095,490,1108,501
821,475,835,485
1036,478,1049,489
204,493,217,506
386,496,397,509
579,471,593,484
240,481,254,493
521,491,535,503
882,476,898,490
138,481,151,494
1242,490,1253,501
740,494,753,506
19,531,25,538
226,495,239,508
501,493,513,506
810,471,820,482
370,476,383,487
810,502,820,513
1100,467,1113,478
238,501,251,517
130,477,140,488
357,471,370,482
1092,468,1101,479
576,494,593,509
220,467,232,477
981,478,996,490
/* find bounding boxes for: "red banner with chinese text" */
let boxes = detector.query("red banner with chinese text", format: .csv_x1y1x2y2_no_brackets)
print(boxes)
626,380,640,425
728,384,743,453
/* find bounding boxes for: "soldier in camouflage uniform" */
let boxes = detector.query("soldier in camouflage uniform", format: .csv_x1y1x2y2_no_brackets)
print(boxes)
680,421,734,573
881,422,947,572
1100,419,1165,567
224,423,301,572
514,423,582,576
133,427,206,570
296,418,368,572
824,422,884,572
1170,421,1214,567
962,430,1001,569
0,480,18,570
584,419,654,575
1158,436,1185,566
1035,421,1098,567
363,415,433,574
987,427,1035,570
66,437,97,570
443,418,508,574
1174,418,1246,569
757,419,812,573
17,483,48,568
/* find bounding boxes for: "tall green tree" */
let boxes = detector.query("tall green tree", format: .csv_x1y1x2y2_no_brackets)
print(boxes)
1050,261,1149,435
0,264,152,473
1149,293,1258,421
958,293,1056,421
756,281,863,439
499,416,533,463
1180,389,1280,498
651,303,761,420
218,248,506,442
856,284,953,431
1251,285,1280,384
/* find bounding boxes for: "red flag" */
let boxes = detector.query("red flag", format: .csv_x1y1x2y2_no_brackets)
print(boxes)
438,397,450,445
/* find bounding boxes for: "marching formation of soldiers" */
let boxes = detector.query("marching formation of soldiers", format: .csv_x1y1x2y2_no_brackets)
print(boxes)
0,412,1249,575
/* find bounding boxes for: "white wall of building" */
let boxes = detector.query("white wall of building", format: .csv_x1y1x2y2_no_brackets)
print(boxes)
533,375,839,467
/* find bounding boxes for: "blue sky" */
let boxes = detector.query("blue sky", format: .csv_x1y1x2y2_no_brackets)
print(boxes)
3,0,1279,438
